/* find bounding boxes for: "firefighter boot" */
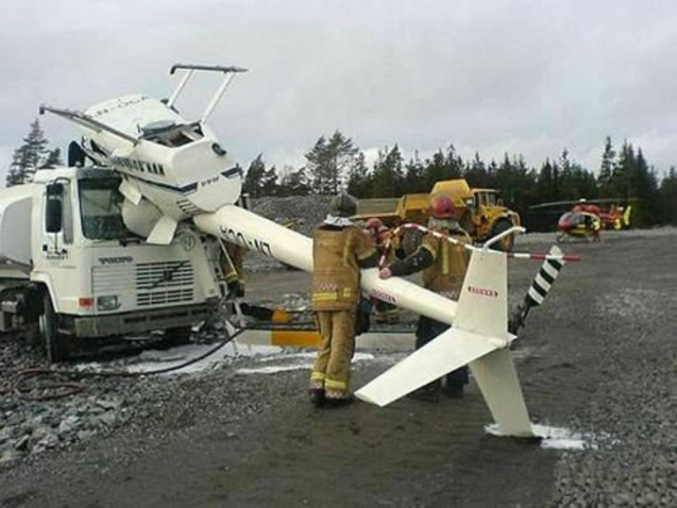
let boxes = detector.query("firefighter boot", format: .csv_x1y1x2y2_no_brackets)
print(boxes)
324,393,356,408
309,388,326,407
408,380,441,403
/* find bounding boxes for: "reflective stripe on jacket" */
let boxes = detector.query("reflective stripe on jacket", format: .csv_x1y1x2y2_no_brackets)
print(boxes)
312,225,376,311
421,230,471,294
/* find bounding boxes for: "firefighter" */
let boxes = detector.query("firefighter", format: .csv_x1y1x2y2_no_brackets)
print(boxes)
310,193,379,407
379,194,471,402
363,217,400,324
220,242,246,299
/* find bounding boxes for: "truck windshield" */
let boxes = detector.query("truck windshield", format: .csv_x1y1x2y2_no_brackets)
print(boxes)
78,178,131,240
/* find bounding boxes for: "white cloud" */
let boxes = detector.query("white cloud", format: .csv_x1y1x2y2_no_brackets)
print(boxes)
1,0,676,180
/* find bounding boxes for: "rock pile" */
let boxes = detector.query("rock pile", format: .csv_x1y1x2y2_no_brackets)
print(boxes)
250,195,333,237
243,195,332,272
1,392,127,469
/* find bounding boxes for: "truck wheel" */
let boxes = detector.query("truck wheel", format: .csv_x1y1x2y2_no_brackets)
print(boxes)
491,219,515,252
39,292,69,363
163,326,192,347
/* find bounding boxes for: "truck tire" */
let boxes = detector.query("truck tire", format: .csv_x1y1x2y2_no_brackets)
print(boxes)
491,219,515,252
163,326,192,347
39,291,70,363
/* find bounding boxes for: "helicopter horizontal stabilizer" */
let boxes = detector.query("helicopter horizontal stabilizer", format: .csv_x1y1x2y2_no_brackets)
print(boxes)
355,327,501,406
146,215,178,245
356,248,533,437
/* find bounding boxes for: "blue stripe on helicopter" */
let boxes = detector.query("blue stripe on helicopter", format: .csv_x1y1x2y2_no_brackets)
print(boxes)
129,167,241,195
221,166,242,178
131,175,198,194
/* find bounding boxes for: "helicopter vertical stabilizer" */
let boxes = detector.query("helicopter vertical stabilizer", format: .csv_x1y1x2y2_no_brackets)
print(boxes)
623,205,632,228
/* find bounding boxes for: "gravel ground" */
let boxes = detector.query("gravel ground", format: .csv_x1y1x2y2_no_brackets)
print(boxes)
1,228,676,507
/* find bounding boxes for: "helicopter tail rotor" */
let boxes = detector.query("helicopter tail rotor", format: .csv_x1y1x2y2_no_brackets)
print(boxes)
509,245,566,334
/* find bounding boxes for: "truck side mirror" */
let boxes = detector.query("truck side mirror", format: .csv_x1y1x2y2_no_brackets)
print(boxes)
46,183,64,233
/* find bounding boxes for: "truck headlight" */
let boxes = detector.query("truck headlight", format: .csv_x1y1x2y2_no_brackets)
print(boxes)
97,295,120,311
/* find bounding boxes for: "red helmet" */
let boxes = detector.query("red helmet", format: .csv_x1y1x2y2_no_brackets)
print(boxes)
430,195,456,219
365,217,384,233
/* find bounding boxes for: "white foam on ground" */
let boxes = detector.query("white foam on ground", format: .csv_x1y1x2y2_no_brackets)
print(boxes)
237,364,311,375
236,352,375,376
259,351,374,362
74,342,282,375
485,423,597,450
74,345,375,376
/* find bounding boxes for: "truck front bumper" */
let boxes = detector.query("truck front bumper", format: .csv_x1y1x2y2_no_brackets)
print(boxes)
62,302,213,338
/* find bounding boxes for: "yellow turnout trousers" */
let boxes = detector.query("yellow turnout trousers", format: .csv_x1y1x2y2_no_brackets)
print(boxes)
310,309,356,399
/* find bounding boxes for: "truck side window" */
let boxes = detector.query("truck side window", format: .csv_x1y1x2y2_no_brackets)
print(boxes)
44,184,74,244
62,185,74,244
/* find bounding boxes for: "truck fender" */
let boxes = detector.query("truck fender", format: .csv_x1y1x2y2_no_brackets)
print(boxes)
29,272,58,311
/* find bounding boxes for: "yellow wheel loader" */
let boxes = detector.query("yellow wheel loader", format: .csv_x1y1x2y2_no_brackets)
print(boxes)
356,179,521,252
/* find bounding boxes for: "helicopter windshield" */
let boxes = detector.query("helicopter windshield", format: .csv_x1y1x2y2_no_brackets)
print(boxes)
78,177,133,240
140,121,204,148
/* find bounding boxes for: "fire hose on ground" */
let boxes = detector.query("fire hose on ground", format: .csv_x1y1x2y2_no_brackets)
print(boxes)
1,325,249,402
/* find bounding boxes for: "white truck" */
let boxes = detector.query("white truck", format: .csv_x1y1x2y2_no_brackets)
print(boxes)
0,166,225,362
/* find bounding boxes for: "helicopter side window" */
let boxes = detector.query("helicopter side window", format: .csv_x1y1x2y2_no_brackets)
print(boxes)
569,214,584,227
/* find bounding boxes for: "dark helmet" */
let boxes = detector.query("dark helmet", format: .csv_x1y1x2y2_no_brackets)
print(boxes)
329,193,357,218
430,194,456,219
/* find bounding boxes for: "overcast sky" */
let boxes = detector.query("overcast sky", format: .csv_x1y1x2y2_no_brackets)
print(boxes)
1,0,676,183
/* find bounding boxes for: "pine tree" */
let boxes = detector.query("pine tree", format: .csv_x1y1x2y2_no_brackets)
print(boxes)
305,131,359,195
242,154,267,198
632,148,660,226
372,145,404,197
659,167,677,224
261,166,279,196
278,166,311,197
6,147,30,187
536,159,556,203
423,150,446,189
346,152,371,197
598,136,615,196
463,152,491,189
5,119,54,186
40,148,63,169
557,148,576,199
402,151,426,194
613,141,635,200
444,144,464,180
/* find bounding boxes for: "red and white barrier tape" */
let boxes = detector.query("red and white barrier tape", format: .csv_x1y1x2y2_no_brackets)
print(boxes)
377,222,580,268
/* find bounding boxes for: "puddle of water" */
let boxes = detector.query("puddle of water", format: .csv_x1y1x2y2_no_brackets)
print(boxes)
485,423,598,450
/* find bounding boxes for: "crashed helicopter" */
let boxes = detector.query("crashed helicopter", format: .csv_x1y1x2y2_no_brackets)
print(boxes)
34,64,578,438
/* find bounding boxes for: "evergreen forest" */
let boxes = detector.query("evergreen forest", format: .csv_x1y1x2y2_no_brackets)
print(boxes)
6,121,677,227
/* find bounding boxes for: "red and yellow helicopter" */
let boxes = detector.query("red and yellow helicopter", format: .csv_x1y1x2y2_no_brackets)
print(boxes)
529,199,632,241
